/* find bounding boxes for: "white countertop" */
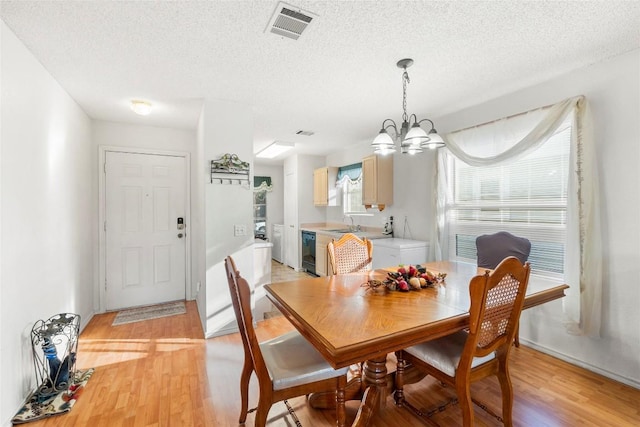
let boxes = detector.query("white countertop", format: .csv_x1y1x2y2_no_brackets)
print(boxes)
371,238,429,249
253,239,273,248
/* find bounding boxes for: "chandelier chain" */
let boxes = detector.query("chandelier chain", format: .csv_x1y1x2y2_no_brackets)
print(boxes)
402,70,409,122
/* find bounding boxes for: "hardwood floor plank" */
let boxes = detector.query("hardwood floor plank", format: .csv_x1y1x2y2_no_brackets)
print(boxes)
19,292,640,427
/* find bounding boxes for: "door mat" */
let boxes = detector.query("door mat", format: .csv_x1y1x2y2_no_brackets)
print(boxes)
112,301,186,326
12,368,95,425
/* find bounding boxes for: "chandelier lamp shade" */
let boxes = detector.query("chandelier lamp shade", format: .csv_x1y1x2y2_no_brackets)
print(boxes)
371,59,445,155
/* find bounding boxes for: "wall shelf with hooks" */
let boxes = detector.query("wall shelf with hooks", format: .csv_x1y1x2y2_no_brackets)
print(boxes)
210,153,250,186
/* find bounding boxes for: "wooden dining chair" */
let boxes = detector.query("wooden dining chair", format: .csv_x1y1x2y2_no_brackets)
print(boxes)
327,233,373,275
476,231,531,346
225,256,350,427
394,256,531,427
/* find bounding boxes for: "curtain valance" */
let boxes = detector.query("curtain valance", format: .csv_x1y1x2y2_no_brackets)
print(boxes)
444,97,579,166
253,176,273,192
336,163,362,185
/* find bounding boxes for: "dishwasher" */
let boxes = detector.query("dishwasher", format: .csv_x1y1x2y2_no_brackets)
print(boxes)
301,230,317,276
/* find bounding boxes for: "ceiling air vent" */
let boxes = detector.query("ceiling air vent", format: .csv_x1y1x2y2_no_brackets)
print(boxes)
296,130,314,136
266,2,318,40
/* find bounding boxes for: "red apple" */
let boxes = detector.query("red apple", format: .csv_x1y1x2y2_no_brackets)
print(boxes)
397,280,409,292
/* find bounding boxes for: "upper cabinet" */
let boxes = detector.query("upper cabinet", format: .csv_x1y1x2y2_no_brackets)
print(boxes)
362,154,393,210
313,167,340,206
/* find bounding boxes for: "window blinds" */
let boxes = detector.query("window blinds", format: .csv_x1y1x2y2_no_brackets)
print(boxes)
447,120,571,276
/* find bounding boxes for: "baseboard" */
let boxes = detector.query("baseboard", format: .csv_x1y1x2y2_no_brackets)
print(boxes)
80,310,95,333
521,339,640,390
205,325,239,339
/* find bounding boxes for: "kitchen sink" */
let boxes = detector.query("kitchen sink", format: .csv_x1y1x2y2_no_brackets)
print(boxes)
325,228,355,233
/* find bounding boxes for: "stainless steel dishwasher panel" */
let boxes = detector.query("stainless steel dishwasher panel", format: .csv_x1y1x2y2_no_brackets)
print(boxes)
300,230,317,276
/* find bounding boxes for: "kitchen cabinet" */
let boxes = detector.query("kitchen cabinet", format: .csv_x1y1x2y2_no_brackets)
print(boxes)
371,238,430,269
315,233,333,276
313,166,340,206
362,154,393,210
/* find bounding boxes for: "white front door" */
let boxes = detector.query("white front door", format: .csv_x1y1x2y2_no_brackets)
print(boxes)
105,151,187,310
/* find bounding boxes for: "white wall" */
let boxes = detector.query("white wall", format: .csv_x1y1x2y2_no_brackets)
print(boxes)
92,120,196,152
194,108,207,329
0,21,94,425
297,155,326,224
253,164,284,242
201,99,255,337
434,49,640,387
91,121,199,307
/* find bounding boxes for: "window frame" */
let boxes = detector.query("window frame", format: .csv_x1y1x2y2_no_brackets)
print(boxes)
342,177,367,215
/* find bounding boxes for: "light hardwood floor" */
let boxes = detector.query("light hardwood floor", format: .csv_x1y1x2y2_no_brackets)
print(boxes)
23,261,640,426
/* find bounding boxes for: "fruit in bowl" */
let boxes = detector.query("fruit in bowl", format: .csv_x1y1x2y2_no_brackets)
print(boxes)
384,264,445,291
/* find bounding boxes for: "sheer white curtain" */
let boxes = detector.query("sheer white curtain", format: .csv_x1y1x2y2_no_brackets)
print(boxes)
434,96,602,337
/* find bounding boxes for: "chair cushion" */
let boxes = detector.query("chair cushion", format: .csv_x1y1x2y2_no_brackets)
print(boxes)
404,331,495,377
261,331,349,391
476,231,531,269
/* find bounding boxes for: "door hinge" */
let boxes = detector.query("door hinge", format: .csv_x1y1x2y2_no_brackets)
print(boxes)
104,221,106,231
103,162,106,173
104,279,107,292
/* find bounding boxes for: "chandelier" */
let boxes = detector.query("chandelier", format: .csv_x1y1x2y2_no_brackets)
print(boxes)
371,59,445,155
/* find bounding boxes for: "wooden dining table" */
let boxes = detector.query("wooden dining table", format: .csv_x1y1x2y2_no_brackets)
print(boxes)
264,260,568,422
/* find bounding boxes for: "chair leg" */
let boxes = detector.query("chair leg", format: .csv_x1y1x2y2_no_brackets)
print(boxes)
336,375,346,427
254,397,272,427
394,351,406,406
238,358,253,423
455,380,474,427
497,362,514,427
514,324,520,347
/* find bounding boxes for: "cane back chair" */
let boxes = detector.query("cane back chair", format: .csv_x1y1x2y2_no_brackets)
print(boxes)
327,233,373,275
476,231,531,346
395,256,531,427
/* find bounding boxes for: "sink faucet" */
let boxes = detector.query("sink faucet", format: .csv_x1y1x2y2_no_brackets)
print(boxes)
343,215,355,231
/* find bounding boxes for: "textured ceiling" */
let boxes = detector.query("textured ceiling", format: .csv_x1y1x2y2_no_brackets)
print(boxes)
1,1,639,164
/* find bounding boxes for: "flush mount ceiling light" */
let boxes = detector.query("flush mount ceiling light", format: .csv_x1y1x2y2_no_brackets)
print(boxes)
130,100,152,116
256,141,295,159
372,59,445,155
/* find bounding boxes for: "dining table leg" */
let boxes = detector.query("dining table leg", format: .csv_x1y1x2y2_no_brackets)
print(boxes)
308,355,389,414
362,355,389,410
310,355,389,426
